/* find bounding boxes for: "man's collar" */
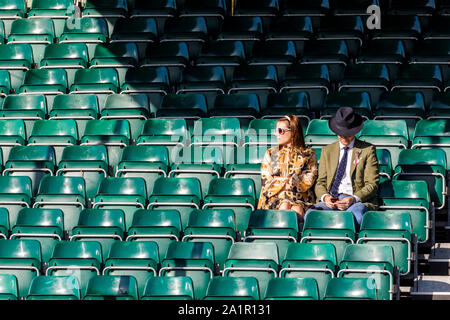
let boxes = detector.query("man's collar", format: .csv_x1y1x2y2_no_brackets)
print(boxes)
338,138,356,150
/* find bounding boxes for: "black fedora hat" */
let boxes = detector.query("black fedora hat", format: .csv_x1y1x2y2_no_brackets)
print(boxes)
329,107,364,136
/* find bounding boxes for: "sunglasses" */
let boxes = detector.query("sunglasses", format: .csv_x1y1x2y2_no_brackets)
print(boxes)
276,128,292,135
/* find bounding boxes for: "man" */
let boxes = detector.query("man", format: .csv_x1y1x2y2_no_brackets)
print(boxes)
306,107,379,228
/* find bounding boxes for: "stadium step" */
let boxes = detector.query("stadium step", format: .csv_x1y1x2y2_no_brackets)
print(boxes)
410,275,450,300
425,242,450,276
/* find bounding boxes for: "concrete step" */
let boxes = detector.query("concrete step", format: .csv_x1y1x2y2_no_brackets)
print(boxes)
411,275,450,300
425,243,450,275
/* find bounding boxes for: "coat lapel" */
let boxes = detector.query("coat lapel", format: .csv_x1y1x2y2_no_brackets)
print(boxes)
350,139,361,177
327,142,340,189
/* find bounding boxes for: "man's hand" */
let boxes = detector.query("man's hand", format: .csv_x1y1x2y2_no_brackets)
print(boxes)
335,196,355,211
323,195,337,209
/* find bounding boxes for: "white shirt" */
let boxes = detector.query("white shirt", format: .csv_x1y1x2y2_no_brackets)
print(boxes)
321,139,361,203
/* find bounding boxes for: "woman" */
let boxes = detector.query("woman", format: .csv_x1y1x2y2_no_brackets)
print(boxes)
257,114,318,222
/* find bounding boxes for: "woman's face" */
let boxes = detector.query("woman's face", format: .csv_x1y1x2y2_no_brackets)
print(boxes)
275,120,292,146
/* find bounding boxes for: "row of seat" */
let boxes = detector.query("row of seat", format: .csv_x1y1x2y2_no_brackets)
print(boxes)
2,274,380,300
0,238,404,300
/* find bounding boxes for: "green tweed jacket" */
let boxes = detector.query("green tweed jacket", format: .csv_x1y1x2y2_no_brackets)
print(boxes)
314,139,380,210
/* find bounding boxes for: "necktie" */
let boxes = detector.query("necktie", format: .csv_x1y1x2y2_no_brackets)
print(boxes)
330,146,350,197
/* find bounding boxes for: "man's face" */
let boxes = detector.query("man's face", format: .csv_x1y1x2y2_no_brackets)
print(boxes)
337,135,355,146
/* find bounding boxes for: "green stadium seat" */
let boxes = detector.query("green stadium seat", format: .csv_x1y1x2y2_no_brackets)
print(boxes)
322,91,372,120
203,178,256,234
49,94,99,137
0,274,18,300
4,145,56,196
210,94,260,126
90,43,139,87
265,16,314,54
248,40,297,69
160,16,208,58
92,177,147,230
18,69,67,108
180,0,227,35
110,18,157,57
389,0,436,18
169,145,224,199
374,91,425,140
377,148,393,183
2,94,47,134
177,66,227,107
301,210,356,263
190,117,241,158
70,68,119,107
224,242,279,297
194,40,246,83
28,0,75,37
57,145,108,201
0,239,42,298
264,278,319,300
243,118,278,147
280,64,331,112
429,92,450,119
394,148,447,210
0,176,32,228
0,208,9,239
0,0,25,37
80,119,130,168
356,39,407,72
156,93,208,121
33,176,86,234
0,44,33,91
224,145,269,197
301,40,349,82
100,94,150,140
141,276,194,300
46,241,102,297
82,0,128,37
316,16,364,58
0,119,26,162
120,67,170,112
262,91,311,125
412,119,450,168
84,275,138,300
8,18,55,65
281,0,330,28
244,209,299,259
204,276,260,300
0,70,11,97
338,244,396,300
27,119,78,163
409,39,450,69
357,211,414,277
136,118,189,155
148,177,202,229
26,275,80,300
40,43,88,86
159,241,215,299
391,65,442,111
279,242,337,300
103,241,159,297
183,209,237,269
333,0,380,16
234,0,279,18
10,208,63,263
115,145,169,195
324,277,378,300
126,209,182,259
370,15,422,54
424,15,450,39
141,42,189,83
0,20,4,43
304,119,338,148
338,63,391,106
129,0,177,20
71,209,125,261
229,65,278,110
59,17,108,58
216,16,264,57
358,119,409,168
379,180,431,244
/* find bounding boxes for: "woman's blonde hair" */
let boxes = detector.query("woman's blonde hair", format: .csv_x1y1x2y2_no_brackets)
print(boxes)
277,114,305,149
